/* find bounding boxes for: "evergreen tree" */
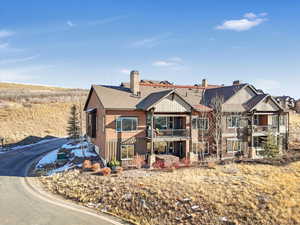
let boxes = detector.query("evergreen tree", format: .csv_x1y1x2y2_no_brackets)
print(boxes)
261,132,279,158
67,104,80,140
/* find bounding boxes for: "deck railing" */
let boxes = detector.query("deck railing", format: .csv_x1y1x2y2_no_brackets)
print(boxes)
147,129,189,138
253,125,278,133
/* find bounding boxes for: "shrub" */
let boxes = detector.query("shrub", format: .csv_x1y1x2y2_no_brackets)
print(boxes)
91,163,101,172
107,159,120,168
261,133,280,158
82,160,92,170
172,162,180,169
152,160,164,169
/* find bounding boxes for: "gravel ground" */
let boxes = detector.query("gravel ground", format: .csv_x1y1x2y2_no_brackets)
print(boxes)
40,161,300,225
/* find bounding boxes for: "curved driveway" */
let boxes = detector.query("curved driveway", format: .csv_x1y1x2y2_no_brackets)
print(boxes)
0,139,122,225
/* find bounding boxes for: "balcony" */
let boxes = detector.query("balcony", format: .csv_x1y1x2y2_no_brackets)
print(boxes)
147,129,190,140
252,125,278,134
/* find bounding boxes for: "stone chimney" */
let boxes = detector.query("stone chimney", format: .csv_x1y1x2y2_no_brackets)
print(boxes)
202,79,208,88
130,70,140,96
233,80,241,85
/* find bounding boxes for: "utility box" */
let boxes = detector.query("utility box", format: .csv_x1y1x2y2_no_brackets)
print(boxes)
57,152,68,160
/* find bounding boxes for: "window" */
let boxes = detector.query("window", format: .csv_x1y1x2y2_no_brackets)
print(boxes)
272,115,279,128
192,117,208,130
253,115,260,126
121,144,134,160
87,111,97,138
154,116,167,129
227,139,242,153
198,118,209,130
279,115,285,126
116,117,138,132
228,115,241,128
192,117,198,129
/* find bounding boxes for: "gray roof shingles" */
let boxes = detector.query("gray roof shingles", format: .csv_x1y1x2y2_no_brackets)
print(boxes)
202,84,248,106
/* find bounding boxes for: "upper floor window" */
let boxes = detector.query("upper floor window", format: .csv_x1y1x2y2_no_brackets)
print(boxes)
279,115,285,126
192,117,209,130
228,115,241,128
116,117,138,132
198,118,209,130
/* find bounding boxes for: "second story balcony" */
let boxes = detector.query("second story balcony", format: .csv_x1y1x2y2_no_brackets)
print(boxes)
252,125,278,134
147,128,189,139
146,115,190,140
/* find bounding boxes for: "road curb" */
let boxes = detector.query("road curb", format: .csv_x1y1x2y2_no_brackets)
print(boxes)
22,147,128,225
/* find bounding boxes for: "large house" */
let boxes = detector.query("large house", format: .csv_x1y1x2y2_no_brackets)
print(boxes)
84,71,289,165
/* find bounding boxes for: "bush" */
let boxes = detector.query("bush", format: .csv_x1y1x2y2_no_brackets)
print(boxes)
107,159,120,168
152,160,164,169
261,133,280,158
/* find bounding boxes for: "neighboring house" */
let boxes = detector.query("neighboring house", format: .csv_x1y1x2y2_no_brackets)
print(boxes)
296,99,300,113
275,95,296,111
84,71,288,165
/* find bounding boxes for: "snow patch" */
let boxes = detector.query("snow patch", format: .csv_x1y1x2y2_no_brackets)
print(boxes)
36,149,59,168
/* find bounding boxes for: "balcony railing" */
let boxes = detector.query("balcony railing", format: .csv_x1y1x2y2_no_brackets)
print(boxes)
252,125,278,133
147,129,189,138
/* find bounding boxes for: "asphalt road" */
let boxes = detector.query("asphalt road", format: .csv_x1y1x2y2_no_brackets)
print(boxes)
0,139,121,225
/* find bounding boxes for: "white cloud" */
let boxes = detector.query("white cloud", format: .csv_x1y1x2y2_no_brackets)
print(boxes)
130,33,172,48
168,57,182,62
67,20,75,27
216,12,268,31
260,12,268,17
152,60,175,67
0,55,39,65
0,42,9,49
244,12,257,19
120,69,131,74
152,57,183,67
0,30,14,38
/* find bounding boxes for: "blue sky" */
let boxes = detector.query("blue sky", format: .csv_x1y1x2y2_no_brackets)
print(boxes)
0,0,299,98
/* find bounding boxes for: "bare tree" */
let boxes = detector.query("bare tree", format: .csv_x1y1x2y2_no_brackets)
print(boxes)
210,95,224,159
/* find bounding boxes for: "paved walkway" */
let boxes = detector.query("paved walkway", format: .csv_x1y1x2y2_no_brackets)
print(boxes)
0,139,122,225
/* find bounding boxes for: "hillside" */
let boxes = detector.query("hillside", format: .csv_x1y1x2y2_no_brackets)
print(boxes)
0,82,88,146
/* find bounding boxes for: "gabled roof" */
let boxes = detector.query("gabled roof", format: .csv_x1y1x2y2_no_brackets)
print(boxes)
244,94,268,111
85,83,205,111
202,83,249,106
244,94,284,112
136,90,174,110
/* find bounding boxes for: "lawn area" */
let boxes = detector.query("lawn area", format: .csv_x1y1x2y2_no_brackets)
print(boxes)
40,161,300,225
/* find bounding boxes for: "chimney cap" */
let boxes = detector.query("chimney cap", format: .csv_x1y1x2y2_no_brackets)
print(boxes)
130,70,139,75
202,78,208,87
233,80,241,85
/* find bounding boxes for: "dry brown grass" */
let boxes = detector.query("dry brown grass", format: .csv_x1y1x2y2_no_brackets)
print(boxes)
42,162,300,225
0,82,87,145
